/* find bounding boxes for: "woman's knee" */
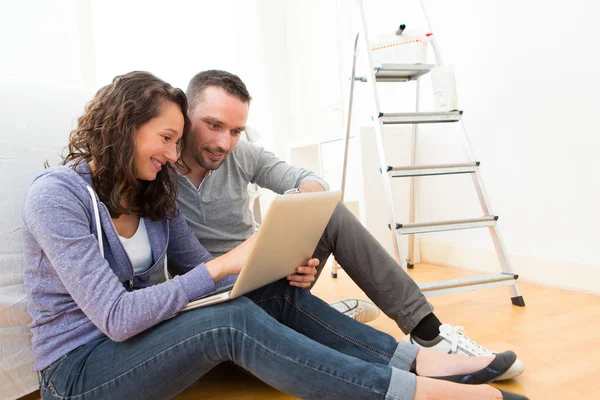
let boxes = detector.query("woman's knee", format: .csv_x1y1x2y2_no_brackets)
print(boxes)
221,297,272,328
168,297,261,333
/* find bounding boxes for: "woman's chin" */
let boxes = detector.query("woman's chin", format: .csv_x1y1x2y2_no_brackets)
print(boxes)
136,171,158,181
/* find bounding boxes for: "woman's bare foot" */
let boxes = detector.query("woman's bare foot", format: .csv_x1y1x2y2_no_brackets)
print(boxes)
413,376,503,400
415,347,496,377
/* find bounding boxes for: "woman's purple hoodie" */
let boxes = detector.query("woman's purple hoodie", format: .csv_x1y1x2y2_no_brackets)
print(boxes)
22,162,235,370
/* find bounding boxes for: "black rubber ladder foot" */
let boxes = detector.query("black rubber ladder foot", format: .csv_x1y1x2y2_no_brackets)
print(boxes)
511,296,526,307
407,263,415,269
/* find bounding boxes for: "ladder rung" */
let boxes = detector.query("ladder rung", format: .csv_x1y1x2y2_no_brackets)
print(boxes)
379,111,462,124
396,216,498,234
419,273,518,292
388,162,480,178
374,63,434,82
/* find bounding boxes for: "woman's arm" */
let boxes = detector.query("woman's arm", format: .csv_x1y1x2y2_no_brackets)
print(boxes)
167,205,255,286
23,175,217,341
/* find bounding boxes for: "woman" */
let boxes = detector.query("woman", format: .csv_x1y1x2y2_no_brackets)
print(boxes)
22,71,526,400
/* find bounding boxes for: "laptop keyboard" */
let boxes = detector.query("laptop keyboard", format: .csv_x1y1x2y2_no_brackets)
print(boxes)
191,284,235,301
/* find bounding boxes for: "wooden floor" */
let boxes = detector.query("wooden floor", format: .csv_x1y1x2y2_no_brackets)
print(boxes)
21,263,600,399
174,262,600,399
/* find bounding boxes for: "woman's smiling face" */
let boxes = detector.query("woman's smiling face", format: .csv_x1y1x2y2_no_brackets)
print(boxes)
134,101,184,181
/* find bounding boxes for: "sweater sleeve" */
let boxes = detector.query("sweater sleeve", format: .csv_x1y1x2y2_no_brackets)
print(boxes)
167,205,214,271
23,175,216,342
245,142,330,194
167,205,238,296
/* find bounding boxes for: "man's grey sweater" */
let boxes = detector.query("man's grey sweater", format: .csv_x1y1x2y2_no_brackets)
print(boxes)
177,140,329,256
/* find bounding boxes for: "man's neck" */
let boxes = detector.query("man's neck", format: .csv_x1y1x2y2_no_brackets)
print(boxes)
178,154,209,189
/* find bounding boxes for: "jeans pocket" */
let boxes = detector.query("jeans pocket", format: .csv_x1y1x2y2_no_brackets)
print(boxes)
41,350,78,397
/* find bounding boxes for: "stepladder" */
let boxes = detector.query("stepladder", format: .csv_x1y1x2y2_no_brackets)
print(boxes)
332,0,525,306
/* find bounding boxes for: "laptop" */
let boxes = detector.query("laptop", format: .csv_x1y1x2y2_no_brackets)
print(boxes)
180,190,342,312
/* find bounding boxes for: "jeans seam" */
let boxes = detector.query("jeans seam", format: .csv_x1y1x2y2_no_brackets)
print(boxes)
42,379,65,399
45,326,233,399
46,326,389,399
42,353,72,397
255,294,395,362
385,391,403,400
239,326,389,396
392,353,412,369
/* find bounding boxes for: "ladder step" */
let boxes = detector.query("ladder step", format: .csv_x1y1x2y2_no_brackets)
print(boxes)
387,162,479,178
374,63,434,82
396,216,498,234
418,273,518,293
379,111,462,124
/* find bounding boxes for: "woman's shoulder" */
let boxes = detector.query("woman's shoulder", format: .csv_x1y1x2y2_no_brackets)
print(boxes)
27,163,93,204
22,163,97,230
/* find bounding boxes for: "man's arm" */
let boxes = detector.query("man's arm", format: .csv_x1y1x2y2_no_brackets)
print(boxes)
243,141,329,193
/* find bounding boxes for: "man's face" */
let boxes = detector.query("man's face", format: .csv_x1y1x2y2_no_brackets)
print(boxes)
187,86,249,171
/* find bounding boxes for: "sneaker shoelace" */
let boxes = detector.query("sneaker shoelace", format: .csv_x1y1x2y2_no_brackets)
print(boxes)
441,324,493,355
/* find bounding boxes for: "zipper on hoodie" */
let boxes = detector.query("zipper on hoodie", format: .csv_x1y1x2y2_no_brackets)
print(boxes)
86,170,164,289
97,202,137,286
95,195,169,288
118,217,170,288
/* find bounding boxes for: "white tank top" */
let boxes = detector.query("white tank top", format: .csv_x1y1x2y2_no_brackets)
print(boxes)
118,218,153,274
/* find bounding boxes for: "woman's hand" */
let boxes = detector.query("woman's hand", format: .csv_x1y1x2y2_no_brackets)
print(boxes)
205,235,256,282
286,258,319,288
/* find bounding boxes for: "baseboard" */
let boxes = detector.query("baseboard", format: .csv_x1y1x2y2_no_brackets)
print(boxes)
420,238,600,296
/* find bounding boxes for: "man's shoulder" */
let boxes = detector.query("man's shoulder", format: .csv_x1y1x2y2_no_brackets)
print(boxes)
228,140,263,167
232,139,261,156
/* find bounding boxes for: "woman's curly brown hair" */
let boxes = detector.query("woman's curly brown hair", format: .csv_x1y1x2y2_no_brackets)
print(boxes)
62,71,191,220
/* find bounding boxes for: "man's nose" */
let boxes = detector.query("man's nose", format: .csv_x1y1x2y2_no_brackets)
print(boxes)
215,132,231,152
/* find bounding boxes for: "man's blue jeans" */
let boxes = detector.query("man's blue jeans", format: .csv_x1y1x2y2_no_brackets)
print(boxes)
39,280,418,399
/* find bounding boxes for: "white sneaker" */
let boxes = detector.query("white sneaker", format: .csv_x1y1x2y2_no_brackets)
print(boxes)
330,298,380,324
410,323,524,381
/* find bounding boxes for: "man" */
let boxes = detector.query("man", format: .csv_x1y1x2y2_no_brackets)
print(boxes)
175,70,524,380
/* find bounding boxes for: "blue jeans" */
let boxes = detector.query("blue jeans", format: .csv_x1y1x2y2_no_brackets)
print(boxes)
39,280,418,400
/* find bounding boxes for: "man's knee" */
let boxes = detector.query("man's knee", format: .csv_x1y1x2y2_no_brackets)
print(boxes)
328,201,358,228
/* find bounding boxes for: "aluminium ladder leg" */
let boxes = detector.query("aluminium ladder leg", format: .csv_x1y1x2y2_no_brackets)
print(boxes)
407,69,422,269
332,32,361,279
356,0,405,266
340,0,525,306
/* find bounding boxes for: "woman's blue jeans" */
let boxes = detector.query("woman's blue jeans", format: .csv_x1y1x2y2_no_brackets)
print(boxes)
39,280,418,400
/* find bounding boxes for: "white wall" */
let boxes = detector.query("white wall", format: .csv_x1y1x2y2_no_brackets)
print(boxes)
2,0,598,294
414,0,600,293
92,0,296,159
322,0,600,293
0,0,296,160
279,0,600,293
0,0,83,86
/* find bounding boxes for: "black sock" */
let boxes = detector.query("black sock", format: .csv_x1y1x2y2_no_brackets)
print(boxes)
411,313,442,341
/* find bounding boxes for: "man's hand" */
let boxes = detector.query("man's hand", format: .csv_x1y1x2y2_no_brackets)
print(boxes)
287,258,319,288
297,180,326,193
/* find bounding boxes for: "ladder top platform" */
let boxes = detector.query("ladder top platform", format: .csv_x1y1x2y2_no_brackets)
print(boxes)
374,63,434,82
379,110,462,124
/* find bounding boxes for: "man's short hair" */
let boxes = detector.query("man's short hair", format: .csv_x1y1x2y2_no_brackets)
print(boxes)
186,70,252,114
